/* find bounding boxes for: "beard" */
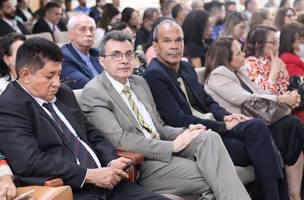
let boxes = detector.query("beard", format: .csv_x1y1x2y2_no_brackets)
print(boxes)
3,11,15,19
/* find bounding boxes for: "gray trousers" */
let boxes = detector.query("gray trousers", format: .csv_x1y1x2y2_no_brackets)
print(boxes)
138,131,251,200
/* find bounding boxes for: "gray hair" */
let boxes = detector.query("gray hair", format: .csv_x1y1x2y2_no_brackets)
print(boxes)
143,7,159,20
67,14,96,31
152,19,183,42
99,30,132,56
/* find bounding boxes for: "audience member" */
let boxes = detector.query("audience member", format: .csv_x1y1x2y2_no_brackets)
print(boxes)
135,7,159,51
171,3,191,26
80,30,251,200
204,1,226,40
242,0,258,21
190,0,204,11
74,0,91,14
275,7,296,31
32,2,67,39
0,33,25,95
96,3,121,47
222,12,248,48
225,1,237,17
0,0,29,37
205,37,304,200
159,0,178,17
15,0,33,22
33,0,49,19
250,8,274,29
121,7,140,34
280,0,292,8
61,15,103,89
182,10,212,68
0,37,169,200
279,22,304,121
0,153,15,200
144,20,285,200
89,0,106,23
265,0,277,8
112,0,120,11
294,0,304,14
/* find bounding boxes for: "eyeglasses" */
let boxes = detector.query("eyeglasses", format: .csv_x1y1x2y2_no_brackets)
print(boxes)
101,51,134,61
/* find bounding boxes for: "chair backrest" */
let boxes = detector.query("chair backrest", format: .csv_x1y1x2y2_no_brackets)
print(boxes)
73,89,83,103
195,67,206,85
26,32,53,42
54,31,69,44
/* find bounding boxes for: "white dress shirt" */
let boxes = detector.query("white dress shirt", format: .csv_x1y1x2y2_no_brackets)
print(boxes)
3,18,22,34
105,72,157,139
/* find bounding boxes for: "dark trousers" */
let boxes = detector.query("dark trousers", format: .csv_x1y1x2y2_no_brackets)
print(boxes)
73,181,170,200
222,119,282,182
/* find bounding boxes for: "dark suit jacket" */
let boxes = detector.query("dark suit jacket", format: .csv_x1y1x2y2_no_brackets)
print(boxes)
16,7,33,22
144,58,228,134
0,19,29,37
61,43,103,89
32,18,67,38
0,82,117,188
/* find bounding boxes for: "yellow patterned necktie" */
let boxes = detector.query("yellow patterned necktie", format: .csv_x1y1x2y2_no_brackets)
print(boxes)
122,85,160,139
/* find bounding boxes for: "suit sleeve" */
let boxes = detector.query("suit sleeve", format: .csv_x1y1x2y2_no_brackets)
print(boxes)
0,102,87,189
144,70,227,134
80,85,174,163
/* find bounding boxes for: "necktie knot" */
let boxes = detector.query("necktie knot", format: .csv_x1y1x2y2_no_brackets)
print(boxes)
122,85,131,95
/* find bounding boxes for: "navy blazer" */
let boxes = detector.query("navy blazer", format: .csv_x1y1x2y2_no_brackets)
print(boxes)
144,58,228,134
32,18,67,39
0,82,116,188
0,19,29,37
61,43,103,89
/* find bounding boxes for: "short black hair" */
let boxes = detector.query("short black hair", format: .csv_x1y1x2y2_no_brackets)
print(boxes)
0,33,26,79
204,1,223,14
44,2,61,13
143,7,159,21
105,21,128,33
244,0,252,9
171,4,182,19
16,37,62,78
99,31,132,56
121,7,135,24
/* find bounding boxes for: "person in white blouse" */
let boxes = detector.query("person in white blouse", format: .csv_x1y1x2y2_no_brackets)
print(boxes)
0,32,25,95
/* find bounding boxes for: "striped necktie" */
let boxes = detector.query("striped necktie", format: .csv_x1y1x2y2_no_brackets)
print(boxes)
122,85,160,139
43,103,98,168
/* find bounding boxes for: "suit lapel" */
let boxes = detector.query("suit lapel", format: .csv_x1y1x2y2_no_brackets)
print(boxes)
101,73,142,131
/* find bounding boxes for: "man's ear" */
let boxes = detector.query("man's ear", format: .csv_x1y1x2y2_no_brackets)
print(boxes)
99,56,104,65
18,67,30,83
3,55,10,66
152,41,158,54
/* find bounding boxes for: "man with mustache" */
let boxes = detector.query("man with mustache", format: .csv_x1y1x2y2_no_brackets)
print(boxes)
0,0,29,37
61,14,103,89
79,30,251,199
0,37,169,200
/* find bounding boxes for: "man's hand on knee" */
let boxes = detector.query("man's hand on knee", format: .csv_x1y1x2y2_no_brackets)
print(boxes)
173,127,205,153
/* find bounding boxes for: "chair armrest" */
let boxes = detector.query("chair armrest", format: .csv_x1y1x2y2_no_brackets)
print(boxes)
44,178,64,187
116,150,144,165
16,185,72,200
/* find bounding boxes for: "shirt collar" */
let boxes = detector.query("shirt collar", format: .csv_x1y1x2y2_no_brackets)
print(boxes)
105,72,130,94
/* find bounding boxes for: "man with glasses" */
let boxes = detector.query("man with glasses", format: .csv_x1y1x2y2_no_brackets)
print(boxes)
61,14,103,89
79,30,251,200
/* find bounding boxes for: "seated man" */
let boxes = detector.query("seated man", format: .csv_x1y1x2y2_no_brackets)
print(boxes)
61,14,102,89
0,153,15,200
79,30,251,200
0,0,29,37
143,20,284,200
33,2,67,39
0,37,168,200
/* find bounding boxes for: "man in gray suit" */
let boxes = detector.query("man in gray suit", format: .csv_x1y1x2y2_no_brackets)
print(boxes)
79,30,250,200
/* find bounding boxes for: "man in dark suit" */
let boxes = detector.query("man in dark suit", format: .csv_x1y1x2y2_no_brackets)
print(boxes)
61,14,102,89
143,20,286,200
0,37,168,200
32,2,67,39
0,0,29,37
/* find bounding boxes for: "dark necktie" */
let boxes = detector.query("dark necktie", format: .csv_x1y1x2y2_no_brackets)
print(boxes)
43,103,97,169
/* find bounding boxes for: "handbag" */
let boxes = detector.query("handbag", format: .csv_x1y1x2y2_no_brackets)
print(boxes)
288,75,304,111
241,98,290,125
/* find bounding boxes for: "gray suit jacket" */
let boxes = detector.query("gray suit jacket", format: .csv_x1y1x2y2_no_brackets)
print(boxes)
80,72,184,162
205,66,277,114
